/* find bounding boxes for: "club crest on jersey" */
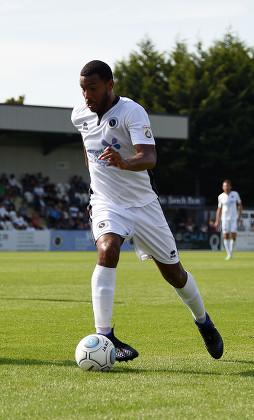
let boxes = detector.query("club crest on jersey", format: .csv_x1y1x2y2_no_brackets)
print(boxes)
142,125,153,139
101,138,121,150
107,117,118,128
97,221,108,230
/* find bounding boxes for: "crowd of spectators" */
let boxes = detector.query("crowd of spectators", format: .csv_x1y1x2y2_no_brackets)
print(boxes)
0,172,90,231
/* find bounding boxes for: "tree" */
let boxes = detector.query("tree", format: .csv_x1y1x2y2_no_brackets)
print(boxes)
114,33,254,205
114,38,172,114
5,95,25,104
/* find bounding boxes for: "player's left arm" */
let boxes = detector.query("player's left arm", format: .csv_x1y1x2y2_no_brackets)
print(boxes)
98,144,157,171
237,202,243,222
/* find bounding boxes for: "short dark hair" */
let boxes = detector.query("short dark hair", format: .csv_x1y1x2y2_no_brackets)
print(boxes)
223,179,231,185
80,60,113,82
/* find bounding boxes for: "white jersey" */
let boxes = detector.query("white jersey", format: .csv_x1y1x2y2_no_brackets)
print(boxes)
218,191,241,221
71,97,157,208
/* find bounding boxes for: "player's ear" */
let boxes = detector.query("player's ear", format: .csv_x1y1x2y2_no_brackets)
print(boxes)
107,79,114,91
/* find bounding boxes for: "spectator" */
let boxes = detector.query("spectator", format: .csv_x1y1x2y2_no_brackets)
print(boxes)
238,219,246,231
18,200,29,222
13,211,27,230
185,217,196,232
47,204,61,228
34,183,45,197
58,213,70,230
69,203,79,219
207,218,217,232
26,221,36,231
34,194,46,217
0,201,9,221
30,213,41,229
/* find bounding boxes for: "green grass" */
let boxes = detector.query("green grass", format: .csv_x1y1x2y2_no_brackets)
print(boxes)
1,251,253,419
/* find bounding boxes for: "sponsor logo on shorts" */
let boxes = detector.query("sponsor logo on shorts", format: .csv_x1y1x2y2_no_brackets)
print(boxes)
97,221,108,230
170,250,176,259
82,122,88,131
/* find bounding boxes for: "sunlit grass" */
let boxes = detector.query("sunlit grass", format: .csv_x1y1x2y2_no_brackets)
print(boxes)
1,251,253,419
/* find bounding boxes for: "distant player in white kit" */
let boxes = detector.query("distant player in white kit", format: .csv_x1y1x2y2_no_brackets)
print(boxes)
72,60,223,362
215,179,242,260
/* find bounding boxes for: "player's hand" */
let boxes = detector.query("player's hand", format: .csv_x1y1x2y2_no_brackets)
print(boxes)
214,221,220,232
98,147,129,169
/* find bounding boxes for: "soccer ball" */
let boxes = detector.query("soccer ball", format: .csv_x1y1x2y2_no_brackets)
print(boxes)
75,334,116,372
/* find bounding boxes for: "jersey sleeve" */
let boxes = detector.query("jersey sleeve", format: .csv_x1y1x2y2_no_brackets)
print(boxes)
218,196,222,208
235,192,242,204
125,103,155,146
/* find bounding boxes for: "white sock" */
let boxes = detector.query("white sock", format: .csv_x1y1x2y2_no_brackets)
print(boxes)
229,239,235,256
174,272,206,323
91,264,116,334
224,239,230,256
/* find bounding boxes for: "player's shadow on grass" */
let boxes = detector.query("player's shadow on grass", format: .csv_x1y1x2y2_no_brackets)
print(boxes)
1,359,253,377
2,297,124,304
2,297,90,303
0,358,77,367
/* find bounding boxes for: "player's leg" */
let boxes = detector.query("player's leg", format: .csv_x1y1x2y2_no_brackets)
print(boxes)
229,219,237,258
222,220,231,259
154,259,223,359
90,203,139,362
153,260,206,323
92,233,139,362
229,232,236,258
132,200,223,359
92,233,123,336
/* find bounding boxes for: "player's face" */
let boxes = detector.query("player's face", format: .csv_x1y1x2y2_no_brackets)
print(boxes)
80,74,114,115
222,182,231,194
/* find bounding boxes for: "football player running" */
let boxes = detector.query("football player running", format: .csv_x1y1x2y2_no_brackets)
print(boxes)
72,60,223,362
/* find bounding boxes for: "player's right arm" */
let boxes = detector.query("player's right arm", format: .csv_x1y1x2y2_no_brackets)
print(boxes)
98,144,156,171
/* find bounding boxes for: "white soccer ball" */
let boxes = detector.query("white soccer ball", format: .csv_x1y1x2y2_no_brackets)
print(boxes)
75,334,116,372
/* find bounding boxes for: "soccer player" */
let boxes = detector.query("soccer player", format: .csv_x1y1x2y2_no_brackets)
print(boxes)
215,179,242,260
71,60,223,362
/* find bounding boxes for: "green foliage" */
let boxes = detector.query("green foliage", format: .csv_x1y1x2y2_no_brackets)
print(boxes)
114,39,172,114
114,33,254,205
5,95,25,104
1,251,254,419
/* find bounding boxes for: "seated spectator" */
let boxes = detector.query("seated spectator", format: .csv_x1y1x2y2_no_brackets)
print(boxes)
0,182,6,198
207,218,217,232
185,217,195,232
69,203,79,219
34,194,46,217
58,213,70,230
34,183,45,197
13,211,27,230
0,201,9,221
47,204,61,229
26,220,36,231
238,219,246,231
18,200,29,222
30,213,41,229
8,174,21,196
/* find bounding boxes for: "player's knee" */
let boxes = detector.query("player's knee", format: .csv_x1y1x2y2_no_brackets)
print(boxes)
97,236,121,267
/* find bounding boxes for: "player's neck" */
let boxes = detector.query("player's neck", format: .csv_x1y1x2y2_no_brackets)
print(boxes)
97,95,120,125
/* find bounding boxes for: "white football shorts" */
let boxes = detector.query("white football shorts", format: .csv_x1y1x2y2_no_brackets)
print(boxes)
91,198,179,264
221,218,238,234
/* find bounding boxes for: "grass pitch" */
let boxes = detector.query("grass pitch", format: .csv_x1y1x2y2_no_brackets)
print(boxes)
1,251,253,419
